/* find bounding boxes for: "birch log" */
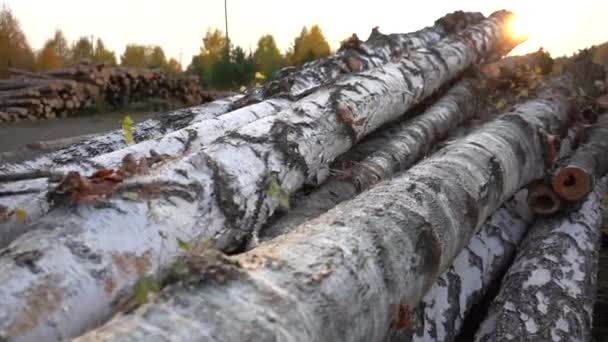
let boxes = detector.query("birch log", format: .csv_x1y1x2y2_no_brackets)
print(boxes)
260,78,480,242
0,13,489,246
0,95,242,170
386,190,533,342
475,180,606,342
0,98,291,248
74,73,577,342
553,112,608,201
396,124,578,342
0,13,518,342
251,11,485,101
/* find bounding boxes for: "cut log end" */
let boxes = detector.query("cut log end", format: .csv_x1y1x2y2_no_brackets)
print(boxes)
552,166,592,201
527,182,562,215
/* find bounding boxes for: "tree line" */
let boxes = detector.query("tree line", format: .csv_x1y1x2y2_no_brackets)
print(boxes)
0,4,333,89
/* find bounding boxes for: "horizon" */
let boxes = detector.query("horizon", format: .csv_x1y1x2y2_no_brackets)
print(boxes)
5,0,608,65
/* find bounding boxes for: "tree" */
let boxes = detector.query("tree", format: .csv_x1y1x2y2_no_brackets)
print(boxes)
253,34,283,79
45,29,71,66
593,41,608,66
36,45,61,70
166,58,182,74
93,38,116,65
202,28,226,57
0,5,35,77
120,44,146,68
289,25,331,65
188,29,227,88
147,45,167,69
71,36,94,63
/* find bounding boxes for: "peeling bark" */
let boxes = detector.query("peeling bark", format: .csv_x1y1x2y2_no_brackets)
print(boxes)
244,11,485,103
74,73,576,342
553,113,608,201
0,13,520,341
386,190,533,342
259,78,480,242
475,180,606,342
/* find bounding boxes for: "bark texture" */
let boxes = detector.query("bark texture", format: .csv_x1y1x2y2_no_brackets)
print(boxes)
0,95,242,169
0,13,492,247
386,190,533,342
260,78,480,242
74,74,576,342
245,11,485,102
0,13,519,341
0,98,291,248
553,112,608,201
475,180,606,342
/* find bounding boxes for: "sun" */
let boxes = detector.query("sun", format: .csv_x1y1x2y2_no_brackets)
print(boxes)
507,13,531,42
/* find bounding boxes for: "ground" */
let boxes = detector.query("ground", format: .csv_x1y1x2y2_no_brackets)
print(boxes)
0,108,161,153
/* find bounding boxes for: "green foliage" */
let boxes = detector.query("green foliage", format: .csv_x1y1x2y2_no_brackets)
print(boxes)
253,34,284,79
166,58,182,74
289,25,331,66
120,44,146,68
71,36,94,63
121,44,169,70
122,115,134,145
176,237,191,252
267,175,290,209
93,38,116,65
147,46,167,69
0,5,36,77
188,29,255,90
133,275,160,305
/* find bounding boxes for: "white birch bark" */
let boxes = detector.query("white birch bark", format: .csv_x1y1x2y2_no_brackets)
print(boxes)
74,73,576,342
0,13,490,248
0,98,290,248
253,11,484,101
0,13,518,341
260,78,480,242
385,190,533,341
475,180,606,342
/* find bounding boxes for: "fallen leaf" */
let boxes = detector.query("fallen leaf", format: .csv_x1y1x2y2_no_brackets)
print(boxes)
176,237,192,252
14,208,27,223
495,99,507,110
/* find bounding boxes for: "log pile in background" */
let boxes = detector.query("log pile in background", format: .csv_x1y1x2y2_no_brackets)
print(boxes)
0,8,607,342
0,62,213,123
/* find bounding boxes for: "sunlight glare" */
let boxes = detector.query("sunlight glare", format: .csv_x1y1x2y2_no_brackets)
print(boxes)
507,13,530,42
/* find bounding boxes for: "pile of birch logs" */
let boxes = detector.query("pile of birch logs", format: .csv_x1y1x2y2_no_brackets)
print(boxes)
0,62,213,123
0,9,606,342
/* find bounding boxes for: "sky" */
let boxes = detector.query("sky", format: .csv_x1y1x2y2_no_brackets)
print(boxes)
5,0,608,65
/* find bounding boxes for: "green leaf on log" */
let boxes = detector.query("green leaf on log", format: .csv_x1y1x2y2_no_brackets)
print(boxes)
122,115,134,145
134,276,160,305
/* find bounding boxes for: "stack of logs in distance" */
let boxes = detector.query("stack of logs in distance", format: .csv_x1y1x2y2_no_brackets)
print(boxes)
0,62,213,123
1,9,608,342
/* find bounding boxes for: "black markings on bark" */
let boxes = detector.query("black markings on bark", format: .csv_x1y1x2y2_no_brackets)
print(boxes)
269,120,310,178
203,154,246,236
13,250,43,274
181,129,198,154
65,239,102,264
